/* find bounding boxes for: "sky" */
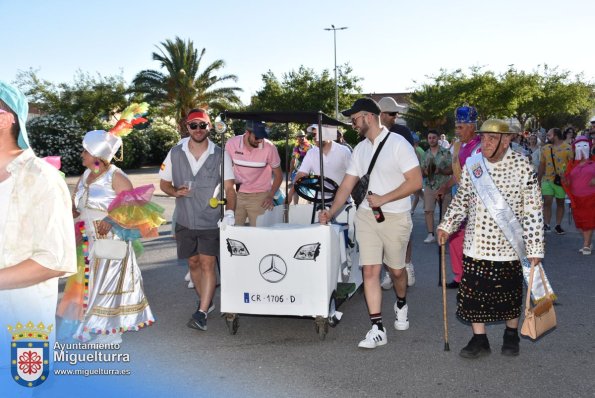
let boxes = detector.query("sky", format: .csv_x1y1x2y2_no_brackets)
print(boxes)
2,0,594,105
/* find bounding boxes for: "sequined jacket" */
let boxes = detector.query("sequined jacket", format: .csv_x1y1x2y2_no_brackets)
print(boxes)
438,149,545,261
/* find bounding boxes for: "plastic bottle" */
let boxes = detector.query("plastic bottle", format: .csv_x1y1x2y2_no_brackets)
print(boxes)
368,191,385,223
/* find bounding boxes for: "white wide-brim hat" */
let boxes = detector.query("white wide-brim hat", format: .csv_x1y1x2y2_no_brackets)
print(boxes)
82,130,122,162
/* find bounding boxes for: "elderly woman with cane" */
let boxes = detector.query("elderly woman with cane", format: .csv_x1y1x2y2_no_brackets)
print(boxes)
438,119,545,359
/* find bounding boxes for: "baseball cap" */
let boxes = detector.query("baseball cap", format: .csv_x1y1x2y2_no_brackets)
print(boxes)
296,130,306,137
306,124,318,133
341,98,381,117
186,109,211,123
589,116,595,124
0,81,29,149
246,120,268,139
378,97,406,113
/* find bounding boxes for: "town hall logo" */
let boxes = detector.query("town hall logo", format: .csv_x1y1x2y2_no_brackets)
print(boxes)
8,321,51,388
471,163,483,179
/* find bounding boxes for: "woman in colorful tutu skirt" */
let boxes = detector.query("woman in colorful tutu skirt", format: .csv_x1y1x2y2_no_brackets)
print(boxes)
57,104,164,343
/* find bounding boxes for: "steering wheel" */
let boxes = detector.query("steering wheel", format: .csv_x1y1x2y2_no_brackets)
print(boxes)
294,175,339,204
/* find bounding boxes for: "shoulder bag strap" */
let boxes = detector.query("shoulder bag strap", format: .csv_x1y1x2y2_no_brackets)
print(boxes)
550,147,558,174
366,132,391,175
525,262,551,314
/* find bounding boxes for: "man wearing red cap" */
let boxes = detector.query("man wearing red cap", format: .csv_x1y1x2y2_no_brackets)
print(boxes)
226,121,282,226
160,108,236,331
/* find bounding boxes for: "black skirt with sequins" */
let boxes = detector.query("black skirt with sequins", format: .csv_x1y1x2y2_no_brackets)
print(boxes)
456,255,523,323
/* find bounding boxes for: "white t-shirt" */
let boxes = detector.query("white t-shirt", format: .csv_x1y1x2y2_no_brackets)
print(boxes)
346,127,420,213
159,138,234,182
298,141,351,186
0,176,14,255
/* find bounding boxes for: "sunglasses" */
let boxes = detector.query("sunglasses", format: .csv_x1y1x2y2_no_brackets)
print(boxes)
384,112,397,117
187,121,209,130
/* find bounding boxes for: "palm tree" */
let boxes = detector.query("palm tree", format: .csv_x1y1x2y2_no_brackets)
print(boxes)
132,37,242,127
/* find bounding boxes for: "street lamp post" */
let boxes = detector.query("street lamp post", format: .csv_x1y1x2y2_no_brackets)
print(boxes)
324,25,347,119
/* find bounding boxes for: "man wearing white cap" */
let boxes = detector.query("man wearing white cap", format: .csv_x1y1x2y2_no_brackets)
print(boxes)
377,96,416,288
378,96,415,147
0,81,76,391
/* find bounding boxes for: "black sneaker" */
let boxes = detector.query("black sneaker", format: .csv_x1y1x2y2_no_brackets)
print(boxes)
544,224,551,232
501,329,520,357
446,281,460,289
554,225,565,235
187,310,207,331
459,335,491,359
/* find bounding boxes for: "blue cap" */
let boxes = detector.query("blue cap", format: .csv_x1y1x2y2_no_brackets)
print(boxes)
455,104,478,124
0,81,29,149
246,120,268,139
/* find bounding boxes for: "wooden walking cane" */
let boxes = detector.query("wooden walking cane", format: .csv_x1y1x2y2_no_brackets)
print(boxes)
441,240,450,351
437,196,443,286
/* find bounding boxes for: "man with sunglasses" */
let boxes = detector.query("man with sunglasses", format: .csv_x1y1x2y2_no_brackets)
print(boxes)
226,120,282,226
320,98,422,349
378,96,415,147
160,108,236,331
378,96,416,289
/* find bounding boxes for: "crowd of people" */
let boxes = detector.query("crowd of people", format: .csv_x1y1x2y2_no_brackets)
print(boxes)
1,78,593,364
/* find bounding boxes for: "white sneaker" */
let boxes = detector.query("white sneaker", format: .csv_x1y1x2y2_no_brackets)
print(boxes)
184,272,191,282
188,281,195,289
380,273,393,290
394,303,410,331
357,325,387,349
423,233,436,243
406,262,415,286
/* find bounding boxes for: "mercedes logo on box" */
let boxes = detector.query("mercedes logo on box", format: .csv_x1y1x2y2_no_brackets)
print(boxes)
259,254,287,283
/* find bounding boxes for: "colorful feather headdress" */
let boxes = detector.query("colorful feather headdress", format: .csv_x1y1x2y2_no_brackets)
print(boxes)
82,103,149,163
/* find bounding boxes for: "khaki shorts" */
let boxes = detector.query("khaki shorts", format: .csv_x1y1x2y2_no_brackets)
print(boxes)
235,191,269,226
356,208,412,269
423,188,452,213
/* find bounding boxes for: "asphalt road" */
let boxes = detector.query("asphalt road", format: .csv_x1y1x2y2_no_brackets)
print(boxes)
123,203,593,396
63,169,595,398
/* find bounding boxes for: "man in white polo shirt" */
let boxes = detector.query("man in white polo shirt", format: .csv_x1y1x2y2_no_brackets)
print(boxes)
226,121,283,226
320,98,422,349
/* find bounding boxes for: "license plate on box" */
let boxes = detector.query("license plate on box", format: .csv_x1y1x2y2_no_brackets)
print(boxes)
243,293,300,304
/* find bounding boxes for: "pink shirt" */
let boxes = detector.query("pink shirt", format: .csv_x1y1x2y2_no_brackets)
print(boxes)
225,134,281,193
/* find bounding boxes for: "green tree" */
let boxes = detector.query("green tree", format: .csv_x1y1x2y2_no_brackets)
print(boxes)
404,66,594,133
16,69,129,131
132,37,242,128
249,64,362,116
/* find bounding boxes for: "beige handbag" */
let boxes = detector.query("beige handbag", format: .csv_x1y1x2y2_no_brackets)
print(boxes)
521,262,557,340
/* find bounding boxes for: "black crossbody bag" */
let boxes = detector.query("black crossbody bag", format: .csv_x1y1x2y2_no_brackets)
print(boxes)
351,133,391,208
550,147,562,186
